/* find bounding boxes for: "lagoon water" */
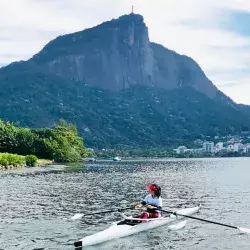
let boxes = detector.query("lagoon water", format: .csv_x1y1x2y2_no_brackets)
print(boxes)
0,158,250,250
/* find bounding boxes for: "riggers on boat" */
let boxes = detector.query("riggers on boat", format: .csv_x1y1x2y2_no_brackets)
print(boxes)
74,205,201,248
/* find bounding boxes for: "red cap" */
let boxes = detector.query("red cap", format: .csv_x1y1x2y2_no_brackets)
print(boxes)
146,184,158,192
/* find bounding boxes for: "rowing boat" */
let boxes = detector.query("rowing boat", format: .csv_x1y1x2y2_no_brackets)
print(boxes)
74,204,201,248
74,205,201,248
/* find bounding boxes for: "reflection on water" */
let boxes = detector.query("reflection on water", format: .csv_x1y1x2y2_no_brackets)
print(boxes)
0,158,250,249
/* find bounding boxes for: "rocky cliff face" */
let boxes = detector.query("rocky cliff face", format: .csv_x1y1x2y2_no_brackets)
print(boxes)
150,42,218,98
31,14,155,91
23,14,218,98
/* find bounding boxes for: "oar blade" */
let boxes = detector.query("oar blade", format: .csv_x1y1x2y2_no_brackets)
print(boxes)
168,220,187,231
238,227,250,234
71,213,84,220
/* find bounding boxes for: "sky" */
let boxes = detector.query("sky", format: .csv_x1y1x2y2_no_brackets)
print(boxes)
0,0,250,104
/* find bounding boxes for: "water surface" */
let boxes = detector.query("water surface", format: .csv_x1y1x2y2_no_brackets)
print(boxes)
1,158,250,250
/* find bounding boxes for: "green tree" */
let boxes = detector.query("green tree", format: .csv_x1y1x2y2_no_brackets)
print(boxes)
0,120,18,153
0,119,90,163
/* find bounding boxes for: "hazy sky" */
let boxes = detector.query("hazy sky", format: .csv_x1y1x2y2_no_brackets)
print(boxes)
1,0,250,104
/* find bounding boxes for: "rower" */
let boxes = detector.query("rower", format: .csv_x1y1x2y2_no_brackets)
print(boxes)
135,184,162,221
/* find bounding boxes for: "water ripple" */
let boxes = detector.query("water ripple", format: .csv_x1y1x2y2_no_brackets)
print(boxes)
0,158,250,249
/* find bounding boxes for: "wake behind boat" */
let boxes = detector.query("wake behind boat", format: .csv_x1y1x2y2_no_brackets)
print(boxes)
74,204,201,248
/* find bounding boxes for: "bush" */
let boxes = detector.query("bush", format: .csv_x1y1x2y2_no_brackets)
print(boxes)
7,153,24,166
0,153,8,166
25,154,38,167
0,153,24,167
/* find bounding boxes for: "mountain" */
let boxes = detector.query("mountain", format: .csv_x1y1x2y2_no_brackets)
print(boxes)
0,13,249,148
5,14,218,97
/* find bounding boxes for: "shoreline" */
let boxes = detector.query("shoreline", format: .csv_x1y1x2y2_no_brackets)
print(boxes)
92,155,250,160
2,155,250,171
0,164,67,174
0,158,53,171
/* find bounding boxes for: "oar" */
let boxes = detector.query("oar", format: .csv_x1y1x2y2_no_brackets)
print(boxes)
71,206,135,220
160,209,250,234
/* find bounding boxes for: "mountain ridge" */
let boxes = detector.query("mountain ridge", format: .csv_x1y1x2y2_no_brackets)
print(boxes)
1,14,221,96
0,13,249,148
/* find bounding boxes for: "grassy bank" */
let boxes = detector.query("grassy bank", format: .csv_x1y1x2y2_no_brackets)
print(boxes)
37,159,53,165
0,152,50,170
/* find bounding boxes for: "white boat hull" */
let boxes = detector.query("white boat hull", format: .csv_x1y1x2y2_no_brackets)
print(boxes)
74,205,201,248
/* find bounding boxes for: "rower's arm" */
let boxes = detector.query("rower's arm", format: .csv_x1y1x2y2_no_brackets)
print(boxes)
145,197,163,211
147,205,162,211
135,199,147,209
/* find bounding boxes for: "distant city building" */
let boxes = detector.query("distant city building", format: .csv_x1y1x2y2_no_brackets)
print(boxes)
233,143,244,152
192,148,203,154
203,142,214,153
175,139,250,156
175,146,187,154
228,138,241,144
243,144,250,154
227,145,234,152
215,142,223,152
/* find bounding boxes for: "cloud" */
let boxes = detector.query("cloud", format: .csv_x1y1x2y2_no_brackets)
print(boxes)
0,0,250,104
219,77,250,105
219,10,250,37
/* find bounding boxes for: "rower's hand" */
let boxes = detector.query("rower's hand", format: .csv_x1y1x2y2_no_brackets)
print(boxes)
146,205,155,209
135,204,142,209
